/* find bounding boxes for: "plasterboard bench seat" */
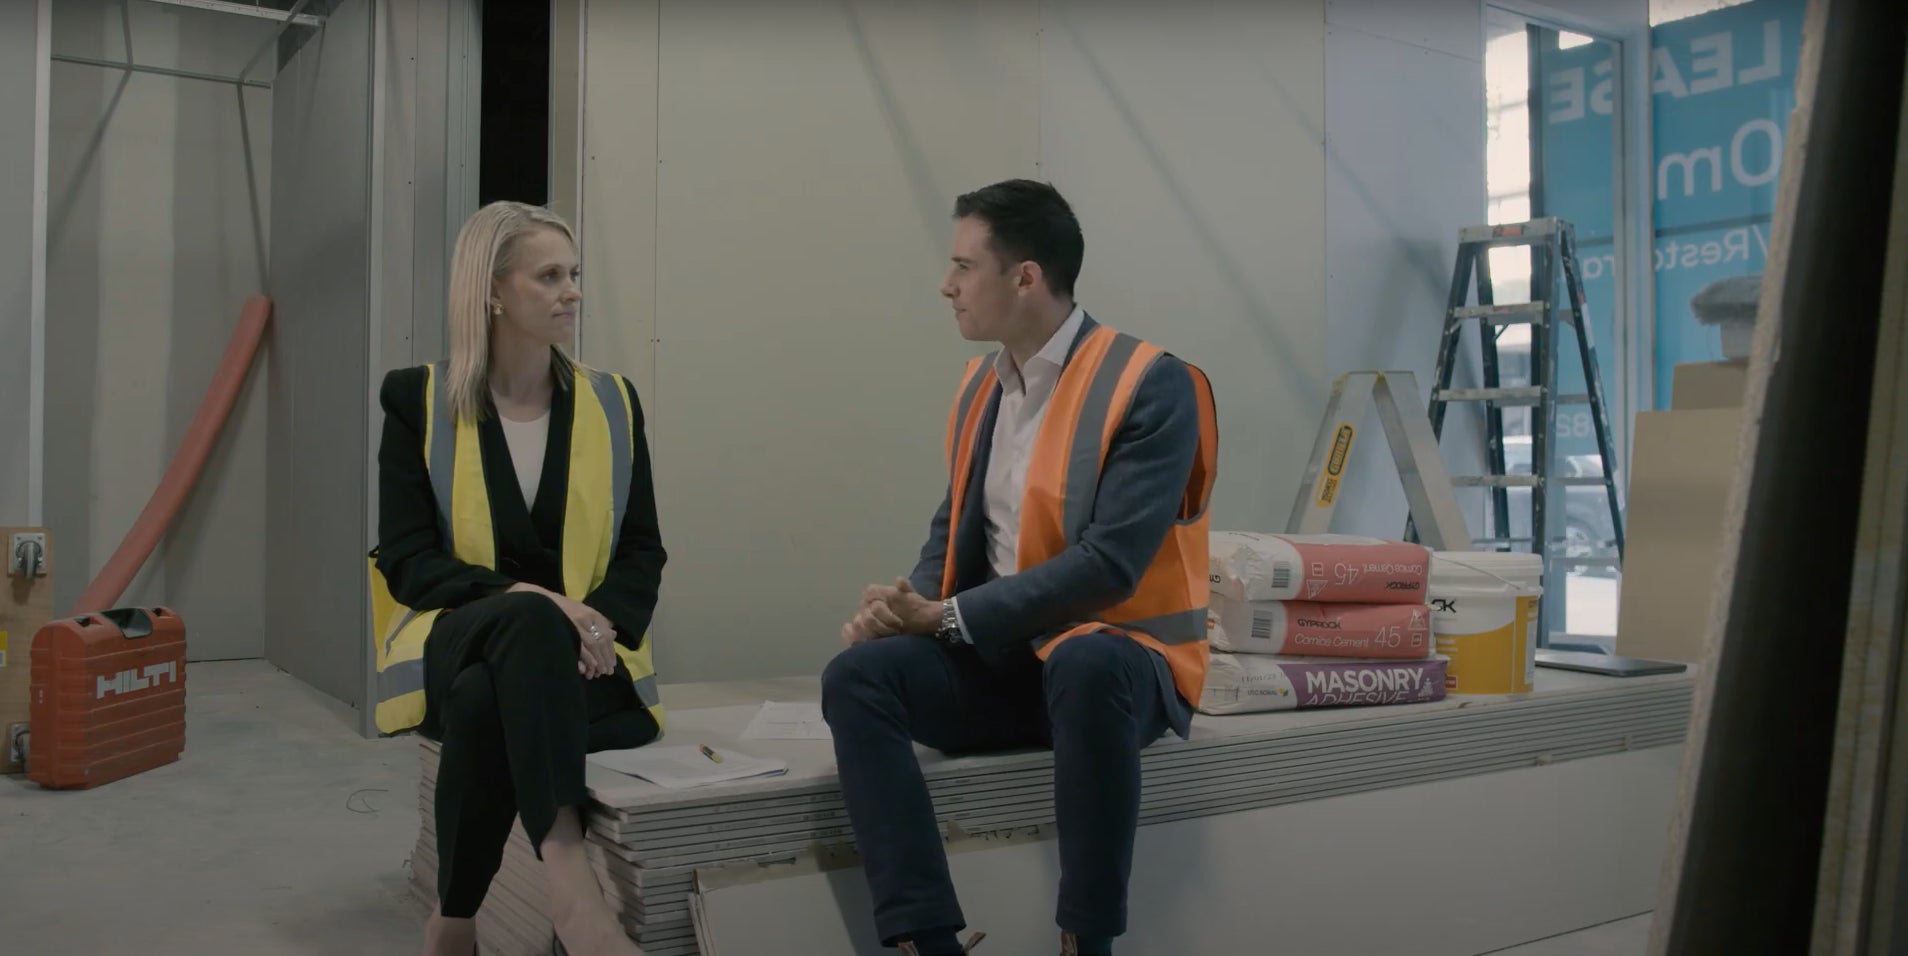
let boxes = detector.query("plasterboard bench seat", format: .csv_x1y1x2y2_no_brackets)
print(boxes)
409,670,1695,955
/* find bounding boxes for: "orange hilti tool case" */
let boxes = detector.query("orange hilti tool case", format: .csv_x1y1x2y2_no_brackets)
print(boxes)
29,607,187,790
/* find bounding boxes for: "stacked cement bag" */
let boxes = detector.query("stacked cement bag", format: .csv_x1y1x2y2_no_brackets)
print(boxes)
1198,532,1448,715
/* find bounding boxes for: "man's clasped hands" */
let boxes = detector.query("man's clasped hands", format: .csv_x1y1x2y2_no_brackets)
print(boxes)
842,578,944,646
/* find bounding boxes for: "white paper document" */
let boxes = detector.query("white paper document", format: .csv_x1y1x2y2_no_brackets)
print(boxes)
588,745,788,790
740,701,833,741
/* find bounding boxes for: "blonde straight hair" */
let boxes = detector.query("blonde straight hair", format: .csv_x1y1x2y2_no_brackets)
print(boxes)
444,200,580,423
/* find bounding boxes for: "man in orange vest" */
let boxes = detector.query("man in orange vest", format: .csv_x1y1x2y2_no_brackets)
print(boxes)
822,179,1219,956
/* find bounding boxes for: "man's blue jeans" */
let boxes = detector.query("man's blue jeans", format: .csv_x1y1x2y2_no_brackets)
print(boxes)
820,632,1172,947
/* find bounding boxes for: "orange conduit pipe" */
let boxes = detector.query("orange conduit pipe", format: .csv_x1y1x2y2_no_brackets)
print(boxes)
71,294,273,615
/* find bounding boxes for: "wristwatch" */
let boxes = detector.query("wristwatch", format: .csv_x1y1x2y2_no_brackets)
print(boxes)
934,598,963,646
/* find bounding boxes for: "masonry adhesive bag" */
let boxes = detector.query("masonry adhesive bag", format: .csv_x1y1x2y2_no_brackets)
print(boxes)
1196,653,1448,715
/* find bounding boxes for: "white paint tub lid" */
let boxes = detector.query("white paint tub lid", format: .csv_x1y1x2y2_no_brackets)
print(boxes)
1431,550,1544,594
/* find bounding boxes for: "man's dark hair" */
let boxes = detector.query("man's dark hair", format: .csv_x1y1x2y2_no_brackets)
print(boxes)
953,179,1084,297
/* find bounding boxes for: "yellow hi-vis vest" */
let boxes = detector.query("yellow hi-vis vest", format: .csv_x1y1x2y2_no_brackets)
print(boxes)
369,361,664,736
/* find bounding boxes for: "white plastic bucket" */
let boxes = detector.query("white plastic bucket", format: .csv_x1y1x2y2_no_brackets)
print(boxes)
1428,551,1544,695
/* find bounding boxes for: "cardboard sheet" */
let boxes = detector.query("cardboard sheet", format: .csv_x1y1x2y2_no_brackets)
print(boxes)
1671,359,1749,410
1616,409,1747,662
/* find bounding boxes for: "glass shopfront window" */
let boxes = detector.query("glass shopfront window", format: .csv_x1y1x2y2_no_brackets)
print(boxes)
1646,0,1804,400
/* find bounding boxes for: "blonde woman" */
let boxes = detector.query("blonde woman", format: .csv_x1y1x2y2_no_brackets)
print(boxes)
373,201,661,956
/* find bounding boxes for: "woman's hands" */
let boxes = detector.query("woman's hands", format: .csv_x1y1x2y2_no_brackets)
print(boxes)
509,583,620,679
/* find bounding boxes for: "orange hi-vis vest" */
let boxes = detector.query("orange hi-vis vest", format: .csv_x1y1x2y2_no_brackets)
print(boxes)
941,324,1219,704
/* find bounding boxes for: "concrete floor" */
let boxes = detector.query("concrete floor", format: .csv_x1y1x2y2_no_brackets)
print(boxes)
0,660,421,955
0,661,1654,955
1491,917,1652,956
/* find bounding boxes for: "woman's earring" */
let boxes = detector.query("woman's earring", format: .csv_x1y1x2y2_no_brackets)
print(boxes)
491,304,503,317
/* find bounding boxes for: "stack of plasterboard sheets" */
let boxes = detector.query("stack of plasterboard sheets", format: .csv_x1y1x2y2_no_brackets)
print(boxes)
411,751,704,956
409,670,1695,955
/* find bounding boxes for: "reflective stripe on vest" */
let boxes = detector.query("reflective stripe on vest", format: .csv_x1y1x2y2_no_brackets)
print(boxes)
370,361,665,735
941,356,999,600
941,325,1219,704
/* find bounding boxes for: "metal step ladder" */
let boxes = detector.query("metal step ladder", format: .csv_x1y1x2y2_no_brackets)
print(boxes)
1287,370,1473,553
1408,217,1627,641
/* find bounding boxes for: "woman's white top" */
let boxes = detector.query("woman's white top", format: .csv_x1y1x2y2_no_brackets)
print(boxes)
498,410,550,508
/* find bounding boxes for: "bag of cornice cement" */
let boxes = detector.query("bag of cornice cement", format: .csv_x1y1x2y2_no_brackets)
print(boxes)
1196,653,1448,715
1207,595,1432,659
1209,532,1432,604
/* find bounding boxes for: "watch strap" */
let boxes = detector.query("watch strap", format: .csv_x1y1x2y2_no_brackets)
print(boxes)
937,598,962,644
